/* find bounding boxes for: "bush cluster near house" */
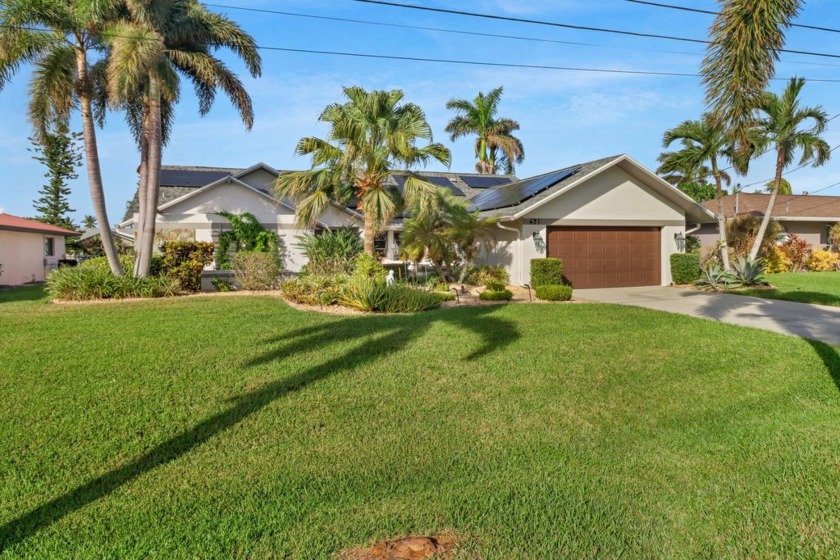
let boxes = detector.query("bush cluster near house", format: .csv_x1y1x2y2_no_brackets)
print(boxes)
530,258,573,302
281,233,443,313
671,253,701,284
232,252,283,291
214,212,286,288
765,233,840,273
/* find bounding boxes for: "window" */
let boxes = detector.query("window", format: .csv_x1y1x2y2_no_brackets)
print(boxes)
44,237,55,257
374,233,387,257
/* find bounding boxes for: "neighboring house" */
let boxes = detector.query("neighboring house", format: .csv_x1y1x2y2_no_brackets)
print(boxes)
697,193,840,249
120,154,715,288
0,213,78,286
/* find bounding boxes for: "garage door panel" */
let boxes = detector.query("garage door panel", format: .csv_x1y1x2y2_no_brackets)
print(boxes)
546,226,661,289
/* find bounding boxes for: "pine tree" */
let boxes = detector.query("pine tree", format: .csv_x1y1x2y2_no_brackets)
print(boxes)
30,121,82,230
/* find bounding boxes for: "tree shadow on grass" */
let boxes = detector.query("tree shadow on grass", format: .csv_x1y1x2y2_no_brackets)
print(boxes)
0,285,47,304
735,289,840,308
0,305,519,551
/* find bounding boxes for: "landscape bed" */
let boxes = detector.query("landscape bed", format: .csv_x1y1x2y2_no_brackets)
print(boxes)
2,286,839,558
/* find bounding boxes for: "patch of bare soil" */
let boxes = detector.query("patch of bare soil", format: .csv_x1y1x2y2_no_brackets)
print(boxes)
338,534,457,560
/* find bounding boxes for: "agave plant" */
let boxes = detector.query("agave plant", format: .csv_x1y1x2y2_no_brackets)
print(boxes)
696,264,740,292
731,257,768,286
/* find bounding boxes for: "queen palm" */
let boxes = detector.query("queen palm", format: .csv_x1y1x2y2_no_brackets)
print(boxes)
104,0,261,276
276,87,452,256
748,77,830,260
658,114,744,270
445,86,523,175
702,0,802,147
1,0,124,275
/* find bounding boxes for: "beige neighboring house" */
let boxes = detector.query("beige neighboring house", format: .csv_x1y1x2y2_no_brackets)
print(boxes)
120,155,715,288
697,193,840,249
0,213,78,286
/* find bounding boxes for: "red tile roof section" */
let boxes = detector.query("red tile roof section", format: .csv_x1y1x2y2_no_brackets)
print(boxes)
701,193,840,219
0,213,80,235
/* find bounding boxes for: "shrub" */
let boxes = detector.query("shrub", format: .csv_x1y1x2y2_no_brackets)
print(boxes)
296,227,363,276
211,277,234,292
280,274,349,306
808,249,840,272
353,253,386,280
731,257,768,286
479,289,514,301
47,266,179,301
685,234,701,254
484,279,506,292
340,278,441,313
535,284,573,301
233,251,282,290
435,291,456,302
215,212,283,270
727,215,781,258
467,265,509,286
830,222,840,250
779,233,812,272
80,254,135,274
530,258,563,287
670,253,701,284
696,264,739,291
765,245,792,273
160,241,215,292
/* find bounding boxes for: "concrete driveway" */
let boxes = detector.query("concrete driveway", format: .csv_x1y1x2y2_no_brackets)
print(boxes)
576,286,840,347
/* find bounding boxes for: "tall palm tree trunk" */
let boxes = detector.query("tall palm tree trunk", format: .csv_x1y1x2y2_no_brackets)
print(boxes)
363,209,377,256
75,47,122,276
137,78,163,277
749,150,785,261
711,158,731,271
133,113,151,276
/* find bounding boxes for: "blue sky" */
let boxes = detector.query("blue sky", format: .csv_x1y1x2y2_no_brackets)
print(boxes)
2,0,840,223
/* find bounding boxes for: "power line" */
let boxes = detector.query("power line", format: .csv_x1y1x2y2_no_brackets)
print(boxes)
625,0,840,35
353,0,840,60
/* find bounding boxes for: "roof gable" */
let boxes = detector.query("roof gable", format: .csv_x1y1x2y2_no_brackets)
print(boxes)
0,214,79,235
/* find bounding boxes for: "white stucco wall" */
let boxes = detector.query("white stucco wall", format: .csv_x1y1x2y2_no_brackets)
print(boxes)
153,179,361,272
480,166,688,286
0,230,65,285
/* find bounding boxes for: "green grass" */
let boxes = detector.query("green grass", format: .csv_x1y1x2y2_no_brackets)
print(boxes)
2,287,840,558
735,271,840,307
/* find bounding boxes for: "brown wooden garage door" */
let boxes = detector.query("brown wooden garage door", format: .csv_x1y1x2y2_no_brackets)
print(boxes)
546,226,661,288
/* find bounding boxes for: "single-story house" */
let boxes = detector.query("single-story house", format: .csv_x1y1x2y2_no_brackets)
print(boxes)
120,154,715,288
0,213,78,286
698,193,840,249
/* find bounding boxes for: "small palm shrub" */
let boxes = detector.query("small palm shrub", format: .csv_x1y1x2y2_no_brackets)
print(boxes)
296,227,364,276
731,257,768,286
353,253,386,280
670,253,701,284
530,258,563,287
535,284,573,301
467,265,509,287
808,249,840,271
479,289,513,301
47,267,179,301
340,278,441,313
696,264,739,291
233,251,282,290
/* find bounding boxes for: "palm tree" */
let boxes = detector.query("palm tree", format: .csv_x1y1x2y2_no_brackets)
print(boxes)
658,114,745,270
276,87,452,256
446,203,498,282
104,0,261,276
701,0,802,148
748,77,830,261
400,210,455,282
445,86,523,175
1,0,124,275
82,214,97,229
764,177,792,195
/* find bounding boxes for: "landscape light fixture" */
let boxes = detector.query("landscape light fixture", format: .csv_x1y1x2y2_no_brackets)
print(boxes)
522,283,532,302
451,287,460,303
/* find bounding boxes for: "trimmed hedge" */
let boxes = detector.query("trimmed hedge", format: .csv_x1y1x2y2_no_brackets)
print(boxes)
530,258,563,287
671,253,701,284
479,289,513,301
160,241,215,292
535,284,573,301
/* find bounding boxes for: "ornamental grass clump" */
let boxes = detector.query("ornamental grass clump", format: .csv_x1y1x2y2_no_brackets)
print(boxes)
47,267,179,301
340,277,441,313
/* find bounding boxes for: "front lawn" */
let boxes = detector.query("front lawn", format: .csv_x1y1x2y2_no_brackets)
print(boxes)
2,288,840,557
735,271,840,306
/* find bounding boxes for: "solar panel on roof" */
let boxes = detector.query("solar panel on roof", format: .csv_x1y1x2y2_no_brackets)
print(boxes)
460,176,514,189
468,166,581,212
393,175,465,197
158,169,233,187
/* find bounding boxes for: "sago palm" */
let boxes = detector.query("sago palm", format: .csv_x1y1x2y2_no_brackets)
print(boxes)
1,0,124,275
104,0,261,276
748,77,830,260
445,86,523,175
658,114,745,269
702,0,802,148
276,86,452,256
